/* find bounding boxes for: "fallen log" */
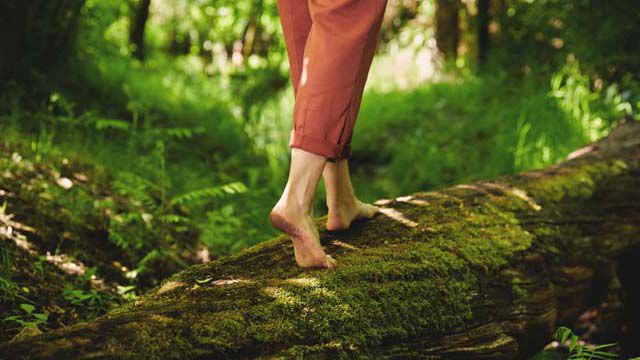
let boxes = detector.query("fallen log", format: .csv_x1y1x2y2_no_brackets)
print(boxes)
3,119,640,359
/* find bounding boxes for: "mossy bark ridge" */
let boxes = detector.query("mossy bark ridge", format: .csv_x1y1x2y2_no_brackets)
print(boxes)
3,120,640,359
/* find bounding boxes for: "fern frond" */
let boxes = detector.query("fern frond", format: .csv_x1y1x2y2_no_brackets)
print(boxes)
170,182,247,206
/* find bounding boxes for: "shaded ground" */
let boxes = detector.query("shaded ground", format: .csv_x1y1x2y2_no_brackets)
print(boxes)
0,137,203,342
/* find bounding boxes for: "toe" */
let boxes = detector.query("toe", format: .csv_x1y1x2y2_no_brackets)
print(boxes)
325,255,338,269
360,202,380,219
367,204,380,217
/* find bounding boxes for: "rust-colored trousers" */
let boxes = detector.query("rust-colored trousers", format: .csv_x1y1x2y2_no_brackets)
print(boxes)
277,0,388,160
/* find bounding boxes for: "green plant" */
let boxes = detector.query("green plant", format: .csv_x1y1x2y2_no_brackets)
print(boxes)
2,303,48,329
63,284,107,307
554,326,618,360
0,247,12,277
0,276,19,301
550,61,632,141
352,72,589,199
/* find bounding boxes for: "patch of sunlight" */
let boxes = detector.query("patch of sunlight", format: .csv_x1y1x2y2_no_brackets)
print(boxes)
421,192,463,204
483,182,542,211
283,278,337,298
331,240,361,251
157,281,187,295
45,252,87,276
395,195,413,202
454,184,491,195
374,198,393,206
395,195,429,206
149,314,174,324
196,245,211,263
285,277,320,288
1,231,35,254
263,286,302,306
56,177,74,190
310,286,337,298
1,206,117,291
213,279,251,286
193,276,252,286
73,173,89,182
0,208,37,254
567,145,595,160
378,207,418,228
368,30,442,92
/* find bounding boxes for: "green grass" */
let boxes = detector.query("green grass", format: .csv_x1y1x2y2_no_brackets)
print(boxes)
1,50,634,261
349,67,629,201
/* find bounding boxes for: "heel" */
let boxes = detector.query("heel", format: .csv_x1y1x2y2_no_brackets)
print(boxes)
269,211,295,235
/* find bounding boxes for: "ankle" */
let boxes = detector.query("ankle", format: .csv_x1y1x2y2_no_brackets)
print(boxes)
274,197,313,217
327,196,357,212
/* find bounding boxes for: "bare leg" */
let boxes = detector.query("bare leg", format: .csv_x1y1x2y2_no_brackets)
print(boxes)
323,159,379,231
270,148,337,269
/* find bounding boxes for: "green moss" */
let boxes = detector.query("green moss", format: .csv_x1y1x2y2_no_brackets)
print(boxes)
104,178,545,356
511,277,528,299
6,141,638,358
526,160,628,202
98,186,541,357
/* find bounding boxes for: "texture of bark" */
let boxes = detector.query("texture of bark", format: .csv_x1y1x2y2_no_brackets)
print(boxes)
2,119,640,359
435,0,460,60
0,0,86,81
477,0,490,64
129,0,151,61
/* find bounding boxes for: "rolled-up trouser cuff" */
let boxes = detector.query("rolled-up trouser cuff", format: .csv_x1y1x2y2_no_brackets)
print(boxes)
289,130,351,161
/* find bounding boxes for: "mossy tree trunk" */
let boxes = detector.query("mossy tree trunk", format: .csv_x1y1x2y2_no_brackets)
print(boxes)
3,120,640,359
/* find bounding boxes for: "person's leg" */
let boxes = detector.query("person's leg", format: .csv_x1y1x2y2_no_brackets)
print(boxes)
289,0,388,160
317,0,386,230
323,159,379,231
275,0,311,95
272,0,387,267
274,0,336,269
270,149,337,268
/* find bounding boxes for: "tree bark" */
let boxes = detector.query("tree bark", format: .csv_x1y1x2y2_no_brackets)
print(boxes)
2,119,640,359
241,0,264,59
435,0,461,60
0,0,86,82
129,0,151,61
477,0,490,64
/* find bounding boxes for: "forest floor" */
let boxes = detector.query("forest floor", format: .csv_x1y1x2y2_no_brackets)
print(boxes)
0,137,205,343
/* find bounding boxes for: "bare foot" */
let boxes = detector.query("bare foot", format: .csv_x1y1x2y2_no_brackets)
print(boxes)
270,205,337,269
326,199,379,231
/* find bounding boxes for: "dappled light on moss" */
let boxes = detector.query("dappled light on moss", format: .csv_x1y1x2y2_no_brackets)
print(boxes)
285,277,320,287
482,182,542,211
156,281,186,295
331,240,361,251
378,207,419,227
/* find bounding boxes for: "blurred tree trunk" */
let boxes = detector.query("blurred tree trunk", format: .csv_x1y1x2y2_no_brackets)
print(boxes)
477,0,491,64
379,0,421,44
242,0,264,59
0,0,86,82
435,0,460,60
129,0,151,61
